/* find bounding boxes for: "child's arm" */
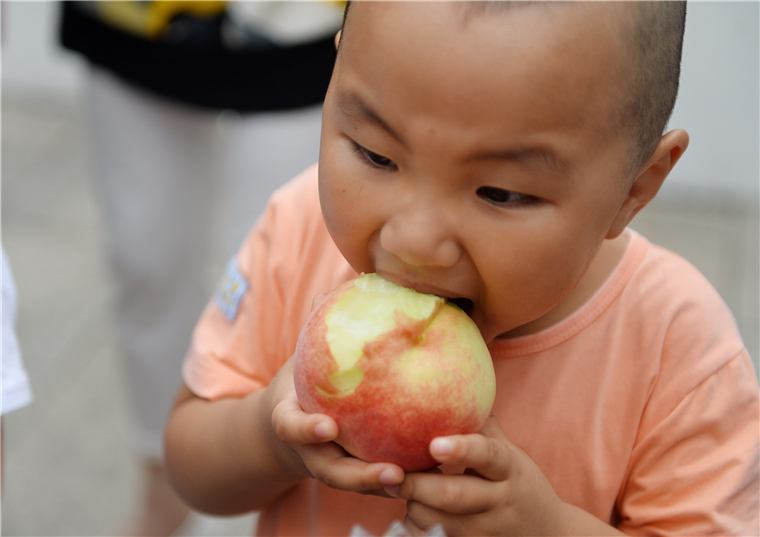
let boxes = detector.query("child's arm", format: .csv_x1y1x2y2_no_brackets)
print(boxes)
164,357,405,516
387,417,624,537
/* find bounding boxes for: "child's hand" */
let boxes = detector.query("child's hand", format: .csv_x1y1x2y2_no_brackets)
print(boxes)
265,356,405,496
385,417,572,536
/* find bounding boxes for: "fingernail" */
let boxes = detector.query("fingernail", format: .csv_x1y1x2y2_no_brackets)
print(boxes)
379,468,402,485
431,437,454,457
314,421,335,440
383,485,400,497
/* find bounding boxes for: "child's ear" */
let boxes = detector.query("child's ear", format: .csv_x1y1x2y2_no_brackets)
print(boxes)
607,129,689,239
335,30,342,49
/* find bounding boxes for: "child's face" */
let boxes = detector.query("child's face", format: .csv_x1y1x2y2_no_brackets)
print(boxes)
319,2,636,342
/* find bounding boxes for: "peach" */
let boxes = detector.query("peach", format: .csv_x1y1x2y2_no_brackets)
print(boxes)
293,273,495,472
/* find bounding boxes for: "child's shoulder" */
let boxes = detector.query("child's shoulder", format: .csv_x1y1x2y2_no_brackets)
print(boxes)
266,162,321,216
630,230,738,335
237,162,355,292
624,230,749,393
242,163,324,255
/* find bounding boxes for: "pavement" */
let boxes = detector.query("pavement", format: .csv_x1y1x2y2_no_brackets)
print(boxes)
1,88,758,537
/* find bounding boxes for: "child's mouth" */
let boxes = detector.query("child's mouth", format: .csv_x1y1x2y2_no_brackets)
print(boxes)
447,297,474,315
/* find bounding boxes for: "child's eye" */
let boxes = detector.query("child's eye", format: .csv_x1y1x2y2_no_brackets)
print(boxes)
477,186,537,206
351,142,397,170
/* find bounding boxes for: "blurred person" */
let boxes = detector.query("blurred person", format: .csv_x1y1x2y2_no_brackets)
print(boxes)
2,248,34,481
59,2,341,535
2,248,33,417
1,3,33,500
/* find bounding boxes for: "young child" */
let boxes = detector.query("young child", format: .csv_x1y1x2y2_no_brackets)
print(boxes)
165,3,760,536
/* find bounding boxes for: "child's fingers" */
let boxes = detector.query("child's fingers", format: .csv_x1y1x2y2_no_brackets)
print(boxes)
405,505,472,537
428,418,514,482
271,394,338,445
402,515,430,537
388,473,495,515
302,443,405,492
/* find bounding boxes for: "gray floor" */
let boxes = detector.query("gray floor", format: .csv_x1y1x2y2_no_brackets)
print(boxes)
1,90,758,537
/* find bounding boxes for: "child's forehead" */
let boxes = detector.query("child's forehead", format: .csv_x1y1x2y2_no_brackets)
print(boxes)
338,2,630,143
343,2,629,43
341,2,631,87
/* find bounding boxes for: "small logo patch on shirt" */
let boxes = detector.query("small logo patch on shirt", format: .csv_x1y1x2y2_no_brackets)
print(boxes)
215,256,249,322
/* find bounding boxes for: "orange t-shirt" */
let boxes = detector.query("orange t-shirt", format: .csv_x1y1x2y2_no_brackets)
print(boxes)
183,164,760,536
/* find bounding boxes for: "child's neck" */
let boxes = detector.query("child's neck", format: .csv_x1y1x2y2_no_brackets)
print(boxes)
500,230,632,338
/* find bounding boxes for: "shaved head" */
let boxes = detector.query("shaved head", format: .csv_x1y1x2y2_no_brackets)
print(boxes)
342,1,687,177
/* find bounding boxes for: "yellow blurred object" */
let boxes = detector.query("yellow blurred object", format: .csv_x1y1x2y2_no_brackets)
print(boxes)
96,1,227,39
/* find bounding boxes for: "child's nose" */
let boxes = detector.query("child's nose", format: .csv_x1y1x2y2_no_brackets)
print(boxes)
379,210,462,268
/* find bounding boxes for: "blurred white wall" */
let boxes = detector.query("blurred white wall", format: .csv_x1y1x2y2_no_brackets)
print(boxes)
666,1,759,197
3,1,759,197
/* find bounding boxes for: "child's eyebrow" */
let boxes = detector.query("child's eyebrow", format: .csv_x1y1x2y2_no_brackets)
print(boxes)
470,147,573,175
335,89,406,147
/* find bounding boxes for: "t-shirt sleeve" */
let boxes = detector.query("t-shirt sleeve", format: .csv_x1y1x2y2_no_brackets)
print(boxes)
615,248,760,536
182,205,287,399
617,350,759,535
183,166,317,400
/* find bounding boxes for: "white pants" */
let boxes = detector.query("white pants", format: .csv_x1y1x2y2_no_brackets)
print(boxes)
85,66,323,459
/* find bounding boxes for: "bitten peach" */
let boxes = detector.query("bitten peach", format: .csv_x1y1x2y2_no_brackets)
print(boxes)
293,273,496,472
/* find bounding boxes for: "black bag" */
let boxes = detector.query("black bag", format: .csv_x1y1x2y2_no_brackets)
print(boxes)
59,1,337,112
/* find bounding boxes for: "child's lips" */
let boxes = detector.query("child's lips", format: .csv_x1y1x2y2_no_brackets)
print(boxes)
378,273,459,298
376,272,476,315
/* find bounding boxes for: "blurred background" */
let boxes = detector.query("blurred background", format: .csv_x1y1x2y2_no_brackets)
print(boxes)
1,2,758,536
